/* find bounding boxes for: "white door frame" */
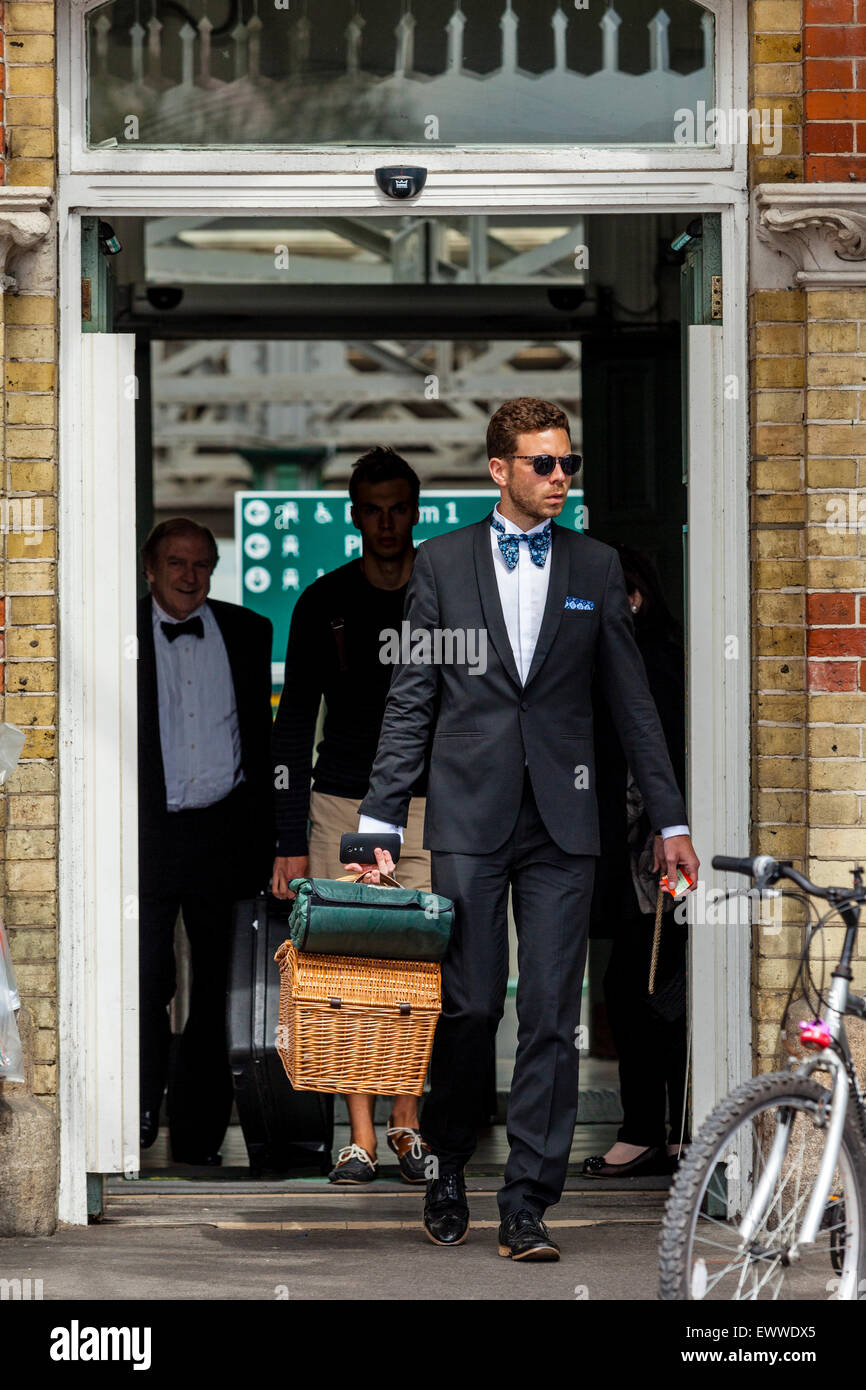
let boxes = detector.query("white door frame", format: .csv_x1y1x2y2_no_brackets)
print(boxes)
56,3,752,1227
57,190,750,1224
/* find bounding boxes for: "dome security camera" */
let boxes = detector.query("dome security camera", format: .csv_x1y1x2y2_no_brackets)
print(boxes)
375,167,428,200
145,286,185,312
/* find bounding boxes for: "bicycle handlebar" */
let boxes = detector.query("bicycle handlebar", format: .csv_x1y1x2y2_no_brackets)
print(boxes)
711,855,756,876
711,853,863,901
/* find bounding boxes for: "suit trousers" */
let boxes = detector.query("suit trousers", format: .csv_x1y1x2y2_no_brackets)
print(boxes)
139,783,260,1156
422,769,595,1217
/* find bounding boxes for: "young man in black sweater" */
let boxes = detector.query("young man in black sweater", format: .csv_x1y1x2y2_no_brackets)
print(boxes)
271,449,431,1184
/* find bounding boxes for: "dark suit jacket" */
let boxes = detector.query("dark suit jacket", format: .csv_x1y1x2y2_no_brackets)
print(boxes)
359,517,687,856
137,594,274,880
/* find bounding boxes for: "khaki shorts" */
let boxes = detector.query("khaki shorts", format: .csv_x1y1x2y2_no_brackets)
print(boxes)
307,791,431,893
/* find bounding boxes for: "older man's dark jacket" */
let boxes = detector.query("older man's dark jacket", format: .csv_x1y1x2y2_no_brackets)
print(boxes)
137,594,274,888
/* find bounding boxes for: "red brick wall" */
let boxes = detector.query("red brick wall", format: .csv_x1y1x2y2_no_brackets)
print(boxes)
805,0,866,180
801,0,866,705
806,591,866,692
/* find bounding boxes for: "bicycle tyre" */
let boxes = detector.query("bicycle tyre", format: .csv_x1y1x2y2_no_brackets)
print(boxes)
659,1071,866,1300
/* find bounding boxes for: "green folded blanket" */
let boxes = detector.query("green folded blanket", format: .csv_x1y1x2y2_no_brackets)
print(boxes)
286,876,453,962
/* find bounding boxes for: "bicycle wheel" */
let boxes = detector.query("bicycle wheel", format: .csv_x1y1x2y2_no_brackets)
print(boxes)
659,1072,866,1300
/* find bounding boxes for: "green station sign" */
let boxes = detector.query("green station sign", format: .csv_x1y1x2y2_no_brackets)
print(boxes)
235,489,586,682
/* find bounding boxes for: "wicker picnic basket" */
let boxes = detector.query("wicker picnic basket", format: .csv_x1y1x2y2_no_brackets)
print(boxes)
274,941,441,1096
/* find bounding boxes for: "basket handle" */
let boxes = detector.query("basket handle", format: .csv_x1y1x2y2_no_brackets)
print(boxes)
338,871,402,888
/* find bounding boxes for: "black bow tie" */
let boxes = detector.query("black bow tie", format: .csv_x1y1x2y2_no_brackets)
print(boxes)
161,616,204,643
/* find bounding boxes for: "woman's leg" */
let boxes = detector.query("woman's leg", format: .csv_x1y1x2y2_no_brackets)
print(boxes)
344,1093,377,1156
308,794,381,1159
602,919,669,1158
390,1094,420,1128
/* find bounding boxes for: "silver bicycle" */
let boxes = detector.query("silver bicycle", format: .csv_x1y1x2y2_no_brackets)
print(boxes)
659,853,866,1301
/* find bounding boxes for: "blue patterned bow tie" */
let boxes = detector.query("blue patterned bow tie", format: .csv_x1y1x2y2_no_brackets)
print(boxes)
491,514,552,571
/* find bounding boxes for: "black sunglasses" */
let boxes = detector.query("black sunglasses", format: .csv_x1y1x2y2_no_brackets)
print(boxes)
510,453,582,477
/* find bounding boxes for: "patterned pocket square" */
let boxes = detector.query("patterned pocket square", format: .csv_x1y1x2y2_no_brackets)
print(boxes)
564,596,594,611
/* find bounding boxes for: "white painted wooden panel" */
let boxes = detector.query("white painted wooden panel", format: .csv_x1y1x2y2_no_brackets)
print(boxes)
686,322,751,1133
80,334,139,1175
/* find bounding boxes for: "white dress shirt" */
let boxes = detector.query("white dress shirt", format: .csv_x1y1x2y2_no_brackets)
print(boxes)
489,504,551,682
152,597,244,811
359,510,688,842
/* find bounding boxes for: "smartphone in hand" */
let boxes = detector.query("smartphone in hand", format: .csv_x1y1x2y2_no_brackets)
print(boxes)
339,832,402,867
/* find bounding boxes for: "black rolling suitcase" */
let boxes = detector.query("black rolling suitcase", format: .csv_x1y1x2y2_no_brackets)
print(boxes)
228,892,334,1174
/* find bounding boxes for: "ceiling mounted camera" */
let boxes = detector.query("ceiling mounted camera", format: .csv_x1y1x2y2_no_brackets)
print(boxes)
375,167,428,200
145,285,184,312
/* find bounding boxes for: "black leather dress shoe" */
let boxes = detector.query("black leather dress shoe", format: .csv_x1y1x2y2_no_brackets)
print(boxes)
498,1209,560,1261
581,1144,672,1179
423,1172,469,1247
140,1111,159,1150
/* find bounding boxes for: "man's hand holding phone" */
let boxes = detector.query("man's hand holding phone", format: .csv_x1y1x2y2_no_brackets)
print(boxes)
343,844,397,884
339,831,400,883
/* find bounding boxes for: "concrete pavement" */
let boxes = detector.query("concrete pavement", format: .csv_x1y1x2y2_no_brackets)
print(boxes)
0,1184,667,1301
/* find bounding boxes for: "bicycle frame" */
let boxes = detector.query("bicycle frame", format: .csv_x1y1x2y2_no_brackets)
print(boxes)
736,892,864,1259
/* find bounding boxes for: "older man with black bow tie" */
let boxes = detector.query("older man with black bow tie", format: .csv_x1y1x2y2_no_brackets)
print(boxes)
137,518,273,1164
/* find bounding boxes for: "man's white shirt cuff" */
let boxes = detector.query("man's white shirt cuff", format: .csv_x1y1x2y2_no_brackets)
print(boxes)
660,825,690,839
358,814,404,842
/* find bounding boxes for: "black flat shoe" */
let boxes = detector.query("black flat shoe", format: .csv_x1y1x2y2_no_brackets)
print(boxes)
581,1145,671,1179
423,1172,469,1247
498,1209,560,1262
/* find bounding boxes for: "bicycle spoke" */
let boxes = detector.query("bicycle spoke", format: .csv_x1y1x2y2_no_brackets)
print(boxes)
663,1080,864,1301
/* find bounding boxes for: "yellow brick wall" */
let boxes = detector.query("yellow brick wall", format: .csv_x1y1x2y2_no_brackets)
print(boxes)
751,285,866,1071
0,0,57,1107
750,0,803,183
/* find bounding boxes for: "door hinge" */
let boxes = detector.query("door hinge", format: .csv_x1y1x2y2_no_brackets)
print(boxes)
711,274,722,321
81,278,92,322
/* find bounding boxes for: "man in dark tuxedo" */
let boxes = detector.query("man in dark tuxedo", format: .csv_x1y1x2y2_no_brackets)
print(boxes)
137,518,273,1164
359,398,699,1260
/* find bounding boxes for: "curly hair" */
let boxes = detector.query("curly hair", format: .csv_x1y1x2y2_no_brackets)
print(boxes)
486,398,571,460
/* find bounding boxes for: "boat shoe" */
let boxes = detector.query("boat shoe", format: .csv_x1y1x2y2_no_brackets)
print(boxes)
328,1143,377,1184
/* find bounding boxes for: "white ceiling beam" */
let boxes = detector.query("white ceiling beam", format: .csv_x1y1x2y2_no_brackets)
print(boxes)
145,216,225,247
153,370,581,406
146,245,389,285
485,225,585,279
154,417,579,448
152,340,231,376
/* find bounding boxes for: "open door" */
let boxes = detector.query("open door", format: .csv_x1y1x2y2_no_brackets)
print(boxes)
677,215,747,1136
80,331,140,1206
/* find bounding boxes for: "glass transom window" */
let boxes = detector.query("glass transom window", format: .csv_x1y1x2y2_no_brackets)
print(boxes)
87,0,715,148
